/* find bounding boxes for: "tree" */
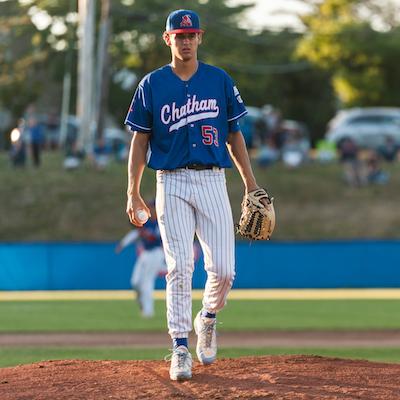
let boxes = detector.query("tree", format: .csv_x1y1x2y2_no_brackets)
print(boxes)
0,0,79,124
212,28,336,141
0,0,337,143
297,0,400,108
109,0,335,139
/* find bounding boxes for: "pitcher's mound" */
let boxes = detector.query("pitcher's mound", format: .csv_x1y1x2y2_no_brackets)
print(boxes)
1,355,399,399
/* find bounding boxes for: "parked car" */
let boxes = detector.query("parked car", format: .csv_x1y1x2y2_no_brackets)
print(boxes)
325,107,400,149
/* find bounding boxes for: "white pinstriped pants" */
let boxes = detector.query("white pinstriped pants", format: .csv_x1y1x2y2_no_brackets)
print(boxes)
156,168,235,339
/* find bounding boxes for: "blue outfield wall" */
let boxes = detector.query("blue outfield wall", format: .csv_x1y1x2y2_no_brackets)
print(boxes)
0,240,399,290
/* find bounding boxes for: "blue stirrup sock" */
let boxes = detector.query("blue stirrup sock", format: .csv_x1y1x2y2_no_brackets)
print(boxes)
201,310,216,319
173,338,188,349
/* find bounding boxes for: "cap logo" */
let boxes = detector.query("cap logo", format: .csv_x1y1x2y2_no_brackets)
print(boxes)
180,14,193,27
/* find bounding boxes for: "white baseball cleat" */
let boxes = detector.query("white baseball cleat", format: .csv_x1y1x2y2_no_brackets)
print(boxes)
169,346,192,381
194,311,217,365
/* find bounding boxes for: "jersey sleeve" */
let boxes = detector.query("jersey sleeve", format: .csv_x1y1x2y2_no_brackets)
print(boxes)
225,74,248,133
124,76,153,133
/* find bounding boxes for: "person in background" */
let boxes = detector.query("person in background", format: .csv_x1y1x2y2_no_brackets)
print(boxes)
92,137,111,170
256,137,279,168
115,201,166,318
267,109,285,150
365,150,389,185
337,137,365,187
253,114,269,147
44,110,60,150
9,119,27,167
27,116,45,167
378,136,399,163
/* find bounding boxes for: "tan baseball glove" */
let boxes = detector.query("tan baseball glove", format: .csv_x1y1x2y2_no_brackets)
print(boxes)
237,188,275,240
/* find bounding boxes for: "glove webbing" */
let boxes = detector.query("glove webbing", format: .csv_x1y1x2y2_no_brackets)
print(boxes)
244,211,263,238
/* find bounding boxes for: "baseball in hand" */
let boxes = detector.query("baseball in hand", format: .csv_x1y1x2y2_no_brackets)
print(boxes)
136,209,149,224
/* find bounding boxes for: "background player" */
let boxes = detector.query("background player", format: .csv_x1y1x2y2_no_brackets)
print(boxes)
115,201,166,318
124,9,268,380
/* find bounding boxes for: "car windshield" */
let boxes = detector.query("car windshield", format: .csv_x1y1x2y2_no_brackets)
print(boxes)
348,114,400,125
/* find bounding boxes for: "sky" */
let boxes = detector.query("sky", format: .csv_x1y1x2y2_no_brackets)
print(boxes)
231,0,400,32
228,0,313,31
0,0,308,31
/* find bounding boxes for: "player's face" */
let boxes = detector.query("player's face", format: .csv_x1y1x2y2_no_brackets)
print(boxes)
164,32,202,62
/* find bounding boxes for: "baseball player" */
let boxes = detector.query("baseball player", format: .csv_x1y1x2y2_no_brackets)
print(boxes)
125,9,266,380
116,202,166,318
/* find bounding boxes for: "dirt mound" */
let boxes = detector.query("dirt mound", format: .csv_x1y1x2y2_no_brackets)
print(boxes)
1,355,399,399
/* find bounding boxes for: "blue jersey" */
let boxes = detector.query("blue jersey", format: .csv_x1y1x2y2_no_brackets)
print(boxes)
124,62,247,170
139,218,162,250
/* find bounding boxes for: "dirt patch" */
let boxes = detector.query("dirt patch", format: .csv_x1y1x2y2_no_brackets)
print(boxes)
2,330,400,348
1,356,399,399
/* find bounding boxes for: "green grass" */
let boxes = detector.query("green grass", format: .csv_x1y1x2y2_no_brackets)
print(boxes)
1,152,400,240
1,347,399,368
2,298,399,368
1,299,400,332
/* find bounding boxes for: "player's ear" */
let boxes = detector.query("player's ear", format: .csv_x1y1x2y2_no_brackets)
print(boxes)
197,32,203,45
163,32,171,46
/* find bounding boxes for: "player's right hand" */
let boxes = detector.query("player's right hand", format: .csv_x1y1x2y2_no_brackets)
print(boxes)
126,195,150,227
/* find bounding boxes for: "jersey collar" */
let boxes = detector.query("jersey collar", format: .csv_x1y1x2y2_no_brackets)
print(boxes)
168,61,203,83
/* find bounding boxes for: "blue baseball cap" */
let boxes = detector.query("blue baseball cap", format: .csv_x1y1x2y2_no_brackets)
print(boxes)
165,9,204,34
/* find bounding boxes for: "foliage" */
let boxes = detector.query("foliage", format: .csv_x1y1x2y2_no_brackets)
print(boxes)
0,0,337,142
0,0,78,120
110,1,336,138
297,0,400,107
3,0,400,140
208,27,336,140
0,1,41,119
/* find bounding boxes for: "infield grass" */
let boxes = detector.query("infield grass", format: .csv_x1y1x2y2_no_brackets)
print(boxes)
2,298,399,368
1,347,399,368
1,299,400,332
